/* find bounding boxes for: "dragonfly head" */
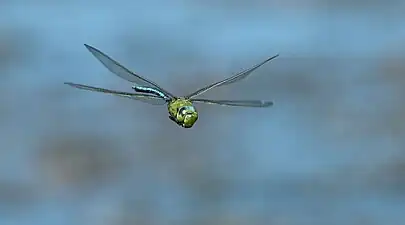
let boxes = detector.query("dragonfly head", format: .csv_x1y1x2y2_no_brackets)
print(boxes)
177,105,198,128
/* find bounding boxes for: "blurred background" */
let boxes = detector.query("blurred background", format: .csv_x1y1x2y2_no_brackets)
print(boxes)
1,1,405,225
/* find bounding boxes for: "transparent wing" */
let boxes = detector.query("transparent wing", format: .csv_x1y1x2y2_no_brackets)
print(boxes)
84,44,175,99
64,82,167,105
186,54,279,99
190,99,273,107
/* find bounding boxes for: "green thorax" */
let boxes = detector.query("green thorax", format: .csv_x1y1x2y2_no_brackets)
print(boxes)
167,98,193,118
167,98,198,128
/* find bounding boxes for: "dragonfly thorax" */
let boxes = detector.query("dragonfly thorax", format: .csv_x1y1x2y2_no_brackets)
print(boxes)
168,98,198,128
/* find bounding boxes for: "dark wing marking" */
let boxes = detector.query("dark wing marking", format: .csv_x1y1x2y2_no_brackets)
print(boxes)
186,54,279,99
190,99,273,107
84,44,175,99
64,82,167,105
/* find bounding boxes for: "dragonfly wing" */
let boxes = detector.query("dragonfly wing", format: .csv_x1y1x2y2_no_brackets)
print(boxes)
186,54,279,99
191,99,273,107
64,82,167,105
84,44,175,99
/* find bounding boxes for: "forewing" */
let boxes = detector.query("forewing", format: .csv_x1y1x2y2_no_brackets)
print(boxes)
186,54,279,99
64,82,167,105
84,44,175,99
191,99,273,107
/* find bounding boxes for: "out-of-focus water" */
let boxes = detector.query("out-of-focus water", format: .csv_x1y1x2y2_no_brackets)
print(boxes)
1,1,405,225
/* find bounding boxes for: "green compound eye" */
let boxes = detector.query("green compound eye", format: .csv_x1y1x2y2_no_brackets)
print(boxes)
182,111,198,128
176,106,198,128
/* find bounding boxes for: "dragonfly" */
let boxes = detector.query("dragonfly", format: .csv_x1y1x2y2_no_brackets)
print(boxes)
65,44,279,128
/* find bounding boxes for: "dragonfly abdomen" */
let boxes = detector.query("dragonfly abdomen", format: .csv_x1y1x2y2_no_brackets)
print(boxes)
132,86,168,100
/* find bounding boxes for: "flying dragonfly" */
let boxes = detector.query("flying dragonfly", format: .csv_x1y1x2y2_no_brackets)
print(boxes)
64,44,279,128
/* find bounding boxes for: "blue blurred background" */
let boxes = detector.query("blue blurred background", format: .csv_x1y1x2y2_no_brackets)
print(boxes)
1,1,405,224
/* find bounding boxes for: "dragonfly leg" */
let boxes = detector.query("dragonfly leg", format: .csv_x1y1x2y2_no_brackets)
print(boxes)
169,115,177,123
169,115,183,127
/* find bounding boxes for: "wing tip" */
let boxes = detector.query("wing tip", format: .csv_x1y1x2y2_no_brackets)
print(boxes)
262,101,274,107
268,54,280,61
84,44,98,53
64,82,81,89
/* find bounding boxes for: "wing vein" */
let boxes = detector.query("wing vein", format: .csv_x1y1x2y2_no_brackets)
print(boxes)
64,82,167,105
84,44,175,99
186,54,279,99
191,99,273,107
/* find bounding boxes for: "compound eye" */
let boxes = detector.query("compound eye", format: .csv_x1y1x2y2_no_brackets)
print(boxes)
179,106,194,115
178,106,187,115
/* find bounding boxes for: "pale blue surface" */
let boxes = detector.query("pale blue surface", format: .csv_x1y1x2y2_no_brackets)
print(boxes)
1,1,405,225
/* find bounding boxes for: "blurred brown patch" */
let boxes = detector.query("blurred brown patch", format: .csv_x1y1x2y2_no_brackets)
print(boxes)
367,155,405,193
0,27,37,73
0,181,38,214
36,134,131,191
